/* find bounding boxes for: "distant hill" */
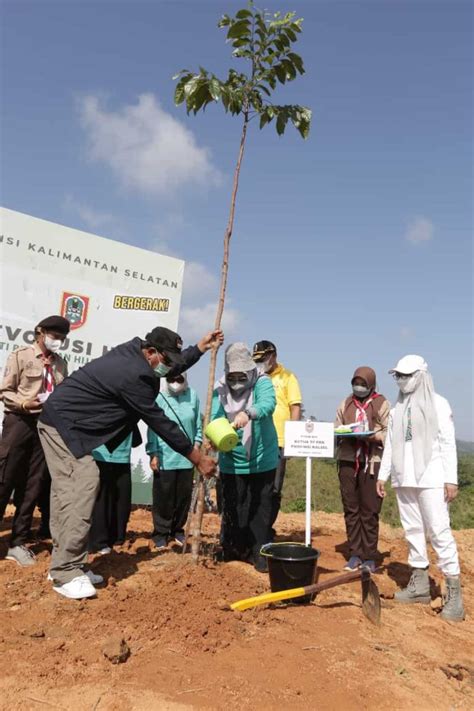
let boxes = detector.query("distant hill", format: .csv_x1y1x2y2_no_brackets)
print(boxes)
457,440,474,455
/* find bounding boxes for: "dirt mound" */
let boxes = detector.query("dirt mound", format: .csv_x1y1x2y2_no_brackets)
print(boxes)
0,507,473,710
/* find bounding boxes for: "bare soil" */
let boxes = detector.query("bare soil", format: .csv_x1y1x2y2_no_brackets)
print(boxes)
0,506,473,710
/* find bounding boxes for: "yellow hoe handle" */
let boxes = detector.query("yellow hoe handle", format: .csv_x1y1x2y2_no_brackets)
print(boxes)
230,585,307,612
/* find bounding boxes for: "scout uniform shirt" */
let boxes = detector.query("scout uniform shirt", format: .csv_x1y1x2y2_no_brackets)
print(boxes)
1,343,69,415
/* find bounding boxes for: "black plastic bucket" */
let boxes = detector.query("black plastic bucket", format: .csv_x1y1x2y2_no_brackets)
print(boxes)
260,542,320,604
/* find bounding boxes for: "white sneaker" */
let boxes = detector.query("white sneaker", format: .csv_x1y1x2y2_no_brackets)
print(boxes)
48,570,104,585
53,574,97,599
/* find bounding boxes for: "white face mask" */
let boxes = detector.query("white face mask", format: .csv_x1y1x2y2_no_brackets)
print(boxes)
257,360,272,374
398,373,419,394
168,381,186,395
44,336,63,353
352,385,371,398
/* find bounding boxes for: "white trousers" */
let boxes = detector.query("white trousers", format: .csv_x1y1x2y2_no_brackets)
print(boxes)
395,487,460,576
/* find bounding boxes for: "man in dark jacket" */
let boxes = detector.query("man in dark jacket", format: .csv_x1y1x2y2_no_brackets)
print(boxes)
38,326,222,599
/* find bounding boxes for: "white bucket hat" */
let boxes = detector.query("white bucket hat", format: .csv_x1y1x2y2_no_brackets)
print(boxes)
388,354,428,375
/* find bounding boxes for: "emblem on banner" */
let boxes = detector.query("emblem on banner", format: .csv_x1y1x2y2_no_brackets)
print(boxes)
60,292,89,330
305,421,315,433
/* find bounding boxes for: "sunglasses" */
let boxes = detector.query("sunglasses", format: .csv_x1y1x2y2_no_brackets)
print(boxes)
392,372,413,381
167,375,185,384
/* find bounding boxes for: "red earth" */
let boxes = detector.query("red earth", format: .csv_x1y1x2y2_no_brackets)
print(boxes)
0,506,472,710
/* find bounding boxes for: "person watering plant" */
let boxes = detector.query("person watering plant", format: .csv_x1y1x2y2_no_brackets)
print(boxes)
335,366,390,573
146,372,202,551
211,343,278,573
377,355,464,622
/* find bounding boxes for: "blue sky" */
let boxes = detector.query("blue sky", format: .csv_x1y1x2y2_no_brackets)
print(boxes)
2,0,473,438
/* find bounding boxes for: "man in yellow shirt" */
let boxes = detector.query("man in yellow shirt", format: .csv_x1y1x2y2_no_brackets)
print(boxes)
252,340,302,533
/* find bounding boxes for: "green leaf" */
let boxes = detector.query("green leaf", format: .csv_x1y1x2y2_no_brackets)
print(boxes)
256,83,271,96
174,81,186,105
209,78,222,101
288,52,305,74
291,21,303,33
232,37,250,48
190,83,212,114
235,9,252,19
172,69,190,81
227,20,250,40
276,110,289,135
259,110,273,129
274,63,287,84
218,14,231,28
282,59,297,80
279,32,290,48
284,27,297,42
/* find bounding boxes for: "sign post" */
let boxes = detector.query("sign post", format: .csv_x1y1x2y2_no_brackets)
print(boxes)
284,421,334,547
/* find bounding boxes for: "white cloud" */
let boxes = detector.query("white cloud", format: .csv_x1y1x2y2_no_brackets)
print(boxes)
64,194,116,231
405,217,434,245
78,93,222,197
180,301,240,342
182,261,219,301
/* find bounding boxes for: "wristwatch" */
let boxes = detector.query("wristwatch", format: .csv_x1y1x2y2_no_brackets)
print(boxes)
244,409,253,420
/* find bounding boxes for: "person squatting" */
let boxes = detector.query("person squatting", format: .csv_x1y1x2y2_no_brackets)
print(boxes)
0,318,465,621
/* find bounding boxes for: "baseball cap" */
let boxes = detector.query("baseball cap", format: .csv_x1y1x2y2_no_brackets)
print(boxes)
388,354,428,375
252,340,276,362
145,327,185,366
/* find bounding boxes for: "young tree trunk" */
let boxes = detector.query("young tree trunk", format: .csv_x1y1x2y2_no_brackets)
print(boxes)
188,114,249,562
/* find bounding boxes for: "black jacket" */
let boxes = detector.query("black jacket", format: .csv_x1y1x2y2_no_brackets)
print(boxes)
40,337,202,458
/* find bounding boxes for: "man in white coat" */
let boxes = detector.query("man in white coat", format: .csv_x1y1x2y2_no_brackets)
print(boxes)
377,355,464,622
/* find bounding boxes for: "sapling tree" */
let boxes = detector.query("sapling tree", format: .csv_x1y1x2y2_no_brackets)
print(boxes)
174,2,312,561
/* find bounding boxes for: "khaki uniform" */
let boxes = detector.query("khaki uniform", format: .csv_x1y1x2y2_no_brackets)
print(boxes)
1,344,68,414
0,344,68,547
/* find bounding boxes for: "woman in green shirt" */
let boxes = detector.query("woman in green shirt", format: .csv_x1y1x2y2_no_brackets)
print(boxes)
89,434,133,555
211,343,278,572
146,373,202,550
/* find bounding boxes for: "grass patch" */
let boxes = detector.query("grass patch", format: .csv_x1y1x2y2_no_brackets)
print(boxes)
281,455,474,529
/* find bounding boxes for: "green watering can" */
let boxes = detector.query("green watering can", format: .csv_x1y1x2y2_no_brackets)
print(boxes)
205,417,239,452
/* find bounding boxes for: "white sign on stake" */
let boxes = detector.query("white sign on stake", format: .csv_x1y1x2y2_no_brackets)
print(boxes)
284,421,334,547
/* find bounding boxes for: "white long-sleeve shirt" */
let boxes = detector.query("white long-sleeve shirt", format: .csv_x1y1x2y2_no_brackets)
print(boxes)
378,393,457,487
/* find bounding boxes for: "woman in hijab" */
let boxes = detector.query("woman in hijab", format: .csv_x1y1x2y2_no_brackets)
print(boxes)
335,366,390,573
146,372,202,551
377,355,464,622
211,343,278,573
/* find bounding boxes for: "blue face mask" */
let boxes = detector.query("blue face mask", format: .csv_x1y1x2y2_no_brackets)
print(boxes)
154,362,172,377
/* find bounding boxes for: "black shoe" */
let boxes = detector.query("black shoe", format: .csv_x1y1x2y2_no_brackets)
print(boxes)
253,553,268,574
36,526,52,541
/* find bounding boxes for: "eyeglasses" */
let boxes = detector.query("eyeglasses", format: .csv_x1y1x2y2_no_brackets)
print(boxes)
167,375,184,384
392,372,413,381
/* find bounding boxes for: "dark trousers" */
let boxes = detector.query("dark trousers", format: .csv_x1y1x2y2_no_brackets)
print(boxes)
37,472,51,535
0,413,48,546
338,461,382,560
88,461,132,552
270,448,287,528
221,469,275,559
152,468,194,538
